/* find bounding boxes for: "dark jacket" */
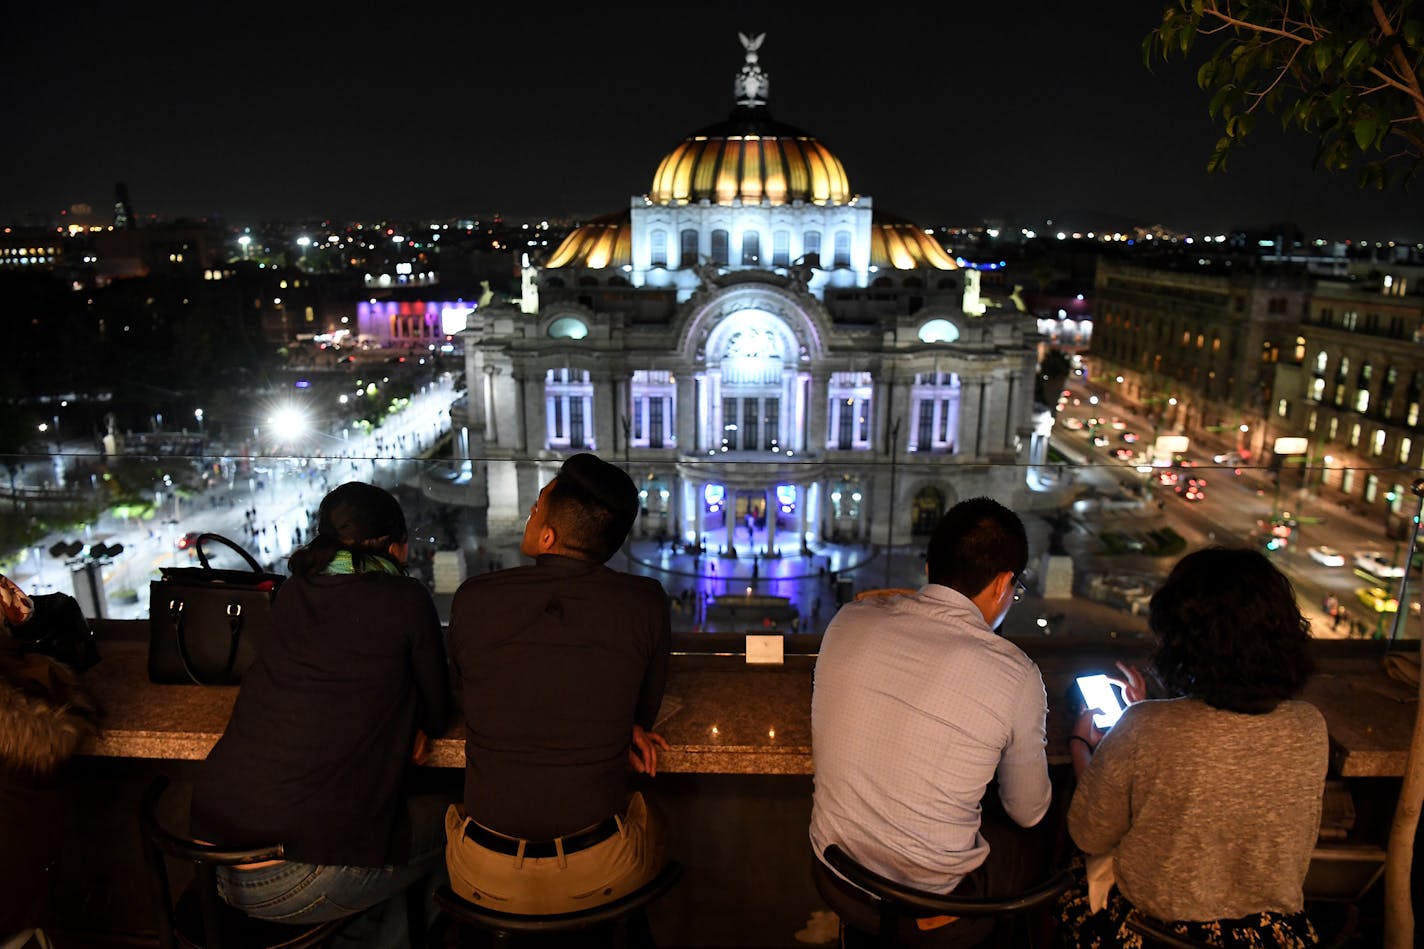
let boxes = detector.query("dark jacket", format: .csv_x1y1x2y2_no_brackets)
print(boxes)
191,570,448,867
448,554,671,839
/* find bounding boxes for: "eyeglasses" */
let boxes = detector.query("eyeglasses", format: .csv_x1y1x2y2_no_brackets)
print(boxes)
1011,573,1028,602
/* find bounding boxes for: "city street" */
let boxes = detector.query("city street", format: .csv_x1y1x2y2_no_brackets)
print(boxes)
6,370,1421,643
1053,377,1424,641
8,374,459,620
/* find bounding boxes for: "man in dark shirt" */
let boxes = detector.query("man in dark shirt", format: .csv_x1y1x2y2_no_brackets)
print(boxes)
444,452,672,914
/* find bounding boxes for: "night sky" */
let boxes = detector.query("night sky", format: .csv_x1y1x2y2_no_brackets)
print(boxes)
6,1,1424,242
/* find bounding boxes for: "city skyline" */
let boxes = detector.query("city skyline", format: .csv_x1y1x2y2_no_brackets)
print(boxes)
6,2,1424,243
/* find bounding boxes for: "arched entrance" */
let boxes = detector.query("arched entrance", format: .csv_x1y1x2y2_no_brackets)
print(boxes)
911,485,945,536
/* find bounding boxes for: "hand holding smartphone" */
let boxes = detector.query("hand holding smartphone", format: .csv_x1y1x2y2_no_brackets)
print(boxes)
1076,673,1126,730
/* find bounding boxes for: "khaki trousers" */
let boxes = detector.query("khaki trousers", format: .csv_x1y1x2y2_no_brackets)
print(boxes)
444,791,665,915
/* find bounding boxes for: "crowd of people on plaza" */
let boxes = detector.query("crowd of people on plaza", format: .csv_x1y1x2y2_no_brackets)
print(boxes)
1,450,1334,948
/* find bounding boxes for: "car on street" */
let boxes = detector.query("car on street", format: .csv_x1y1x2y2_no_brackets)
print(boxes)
1157,471,1179,486
1213,451,1244,465
1354,551,1406,579
1120,431,1139,443
176,531,202,551
1109,418,1127,430
1308,545,1346,567
1091,434,1109,447
1176,476,1206,502
1062,417,1084,430
1356,586,1400,613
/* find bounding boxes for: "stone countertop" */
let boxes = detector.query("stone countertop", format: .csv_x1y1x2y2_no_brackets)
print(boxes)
79,640,1418,779
80,642,818,774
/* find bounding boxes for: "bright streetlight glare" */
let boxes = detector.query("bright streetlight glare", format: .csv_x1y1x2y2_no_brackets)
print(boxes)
267,405,310,441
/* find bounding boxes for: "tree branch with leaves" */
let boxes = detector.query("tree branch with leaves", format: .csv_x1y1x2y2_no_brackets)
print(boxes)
1145,0,1424,189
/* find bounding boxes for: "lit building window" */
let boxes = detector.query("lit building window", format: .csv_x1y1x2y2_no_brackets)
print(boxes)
650,229,667,267
803,230,821,260
772,230,790,267
741,231,760,265
710,230,729,266
544,368,593,450
827,372,873,451
630,370,675,449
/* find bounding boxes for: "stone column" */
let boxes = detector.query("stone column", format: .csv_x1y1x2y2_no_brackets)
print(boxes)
588,371,616,456
986,371,1011,452
808,372,828,456
483,366,498,445
724,498,735,554
957,373,983,459
677,372,695,455
518,371,541,455
764,486,778,553
797,483,810,550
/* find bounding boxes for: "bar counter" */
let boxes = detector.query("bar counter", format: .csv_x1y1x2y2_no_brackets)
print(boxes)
79,636,1420,779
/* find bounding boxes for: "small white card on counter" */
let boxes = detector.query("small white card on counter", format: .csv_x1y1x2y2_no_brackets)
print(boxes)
745,634,784,665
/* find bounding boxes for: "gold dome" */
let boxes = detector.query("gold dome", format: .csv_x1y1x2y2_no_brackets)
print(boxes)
649,107,852,207
543,211,632,270
648,35,850,207
870,214,959,270
544,208,955,272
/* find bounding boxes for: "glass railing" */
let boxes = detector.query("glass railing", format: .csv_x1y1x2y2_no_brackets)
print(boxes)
4,399,1421,644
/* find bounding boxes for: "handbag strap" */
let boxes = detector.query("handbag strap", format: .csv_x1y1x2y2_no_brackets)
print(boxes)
194,533,264,574
166,597,245,686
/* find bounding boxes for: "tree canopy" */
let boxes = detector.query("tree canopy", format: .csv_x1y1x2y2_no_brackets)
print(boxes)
1146,0,1424,189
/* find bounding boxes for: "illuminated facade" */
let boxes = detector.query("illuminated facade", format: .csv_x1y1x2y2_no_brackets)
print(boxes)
451,36,1057,547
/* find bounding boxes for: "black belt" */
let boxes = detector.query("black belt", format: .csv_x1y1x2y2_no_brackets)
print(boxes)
464,816,620,859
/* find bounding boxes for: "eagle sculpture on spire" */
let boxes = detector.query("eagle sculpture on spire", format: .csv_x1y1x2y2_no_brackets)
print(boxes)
734,33,769,107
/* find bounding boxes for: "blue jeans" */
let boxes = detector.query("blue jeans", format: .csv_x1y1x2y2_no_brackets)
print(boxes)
216,792,449,949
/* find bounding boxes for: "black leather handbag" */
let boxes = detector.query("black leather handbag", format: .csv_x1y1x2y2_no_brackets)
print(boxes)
147,533,284,685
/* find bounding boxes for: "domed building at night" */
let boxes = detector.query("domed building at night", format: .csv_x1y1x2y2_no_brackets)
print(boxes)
452,35,1061,551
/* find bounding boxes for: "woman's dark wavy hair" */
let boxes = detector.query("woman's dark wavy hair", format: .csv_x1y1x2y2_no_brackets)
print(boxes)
288,481,408,578
1149,546,1314,714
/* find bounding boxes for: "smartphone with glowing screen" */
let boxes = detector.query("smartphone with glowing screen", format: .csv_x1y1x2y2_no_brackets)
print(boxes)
1076,673,1125,730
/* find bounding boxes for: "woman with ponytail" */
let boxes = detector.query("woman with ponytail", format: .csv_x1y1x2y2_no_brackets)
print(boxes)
191,482,451,948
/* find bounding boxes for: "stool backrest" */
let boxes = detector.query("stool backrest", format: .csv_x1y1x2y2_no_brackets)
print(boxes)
820,843,1072,947
137,774,346,949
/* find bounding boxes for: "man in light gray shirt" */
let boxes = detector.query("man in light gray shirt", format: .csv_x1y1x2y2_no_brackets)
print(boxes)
809,497,1052,945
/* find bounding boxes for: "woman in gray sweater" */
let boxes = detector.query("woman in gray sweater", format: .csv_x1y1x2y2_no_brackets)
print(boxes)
1057,546,1327,948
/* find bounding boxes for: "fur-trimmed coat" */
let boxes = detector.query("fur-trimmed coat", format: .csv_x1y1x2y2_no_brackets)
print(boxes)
0,645,101,773
0,639,102,929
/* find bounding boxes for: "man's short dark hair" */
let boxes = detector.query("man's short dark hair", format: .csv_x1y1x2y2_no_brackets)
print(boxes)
924,497,1028,597
1150,546,1314,714
544,453,639,563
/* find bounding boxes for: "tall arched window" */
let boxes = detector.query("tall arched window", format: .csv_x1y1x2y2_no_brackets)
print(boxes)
772,230,790,266
649,229,667,267
710,230,729,266
833,231,852,267
679,229,699,267
803,230,822,261
741,231,760,265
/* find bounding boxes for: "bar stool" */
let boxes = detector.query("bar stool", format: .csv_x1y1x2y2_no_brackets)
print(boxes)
138,774,354,949
818,844,1073,948
431,859,682,947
